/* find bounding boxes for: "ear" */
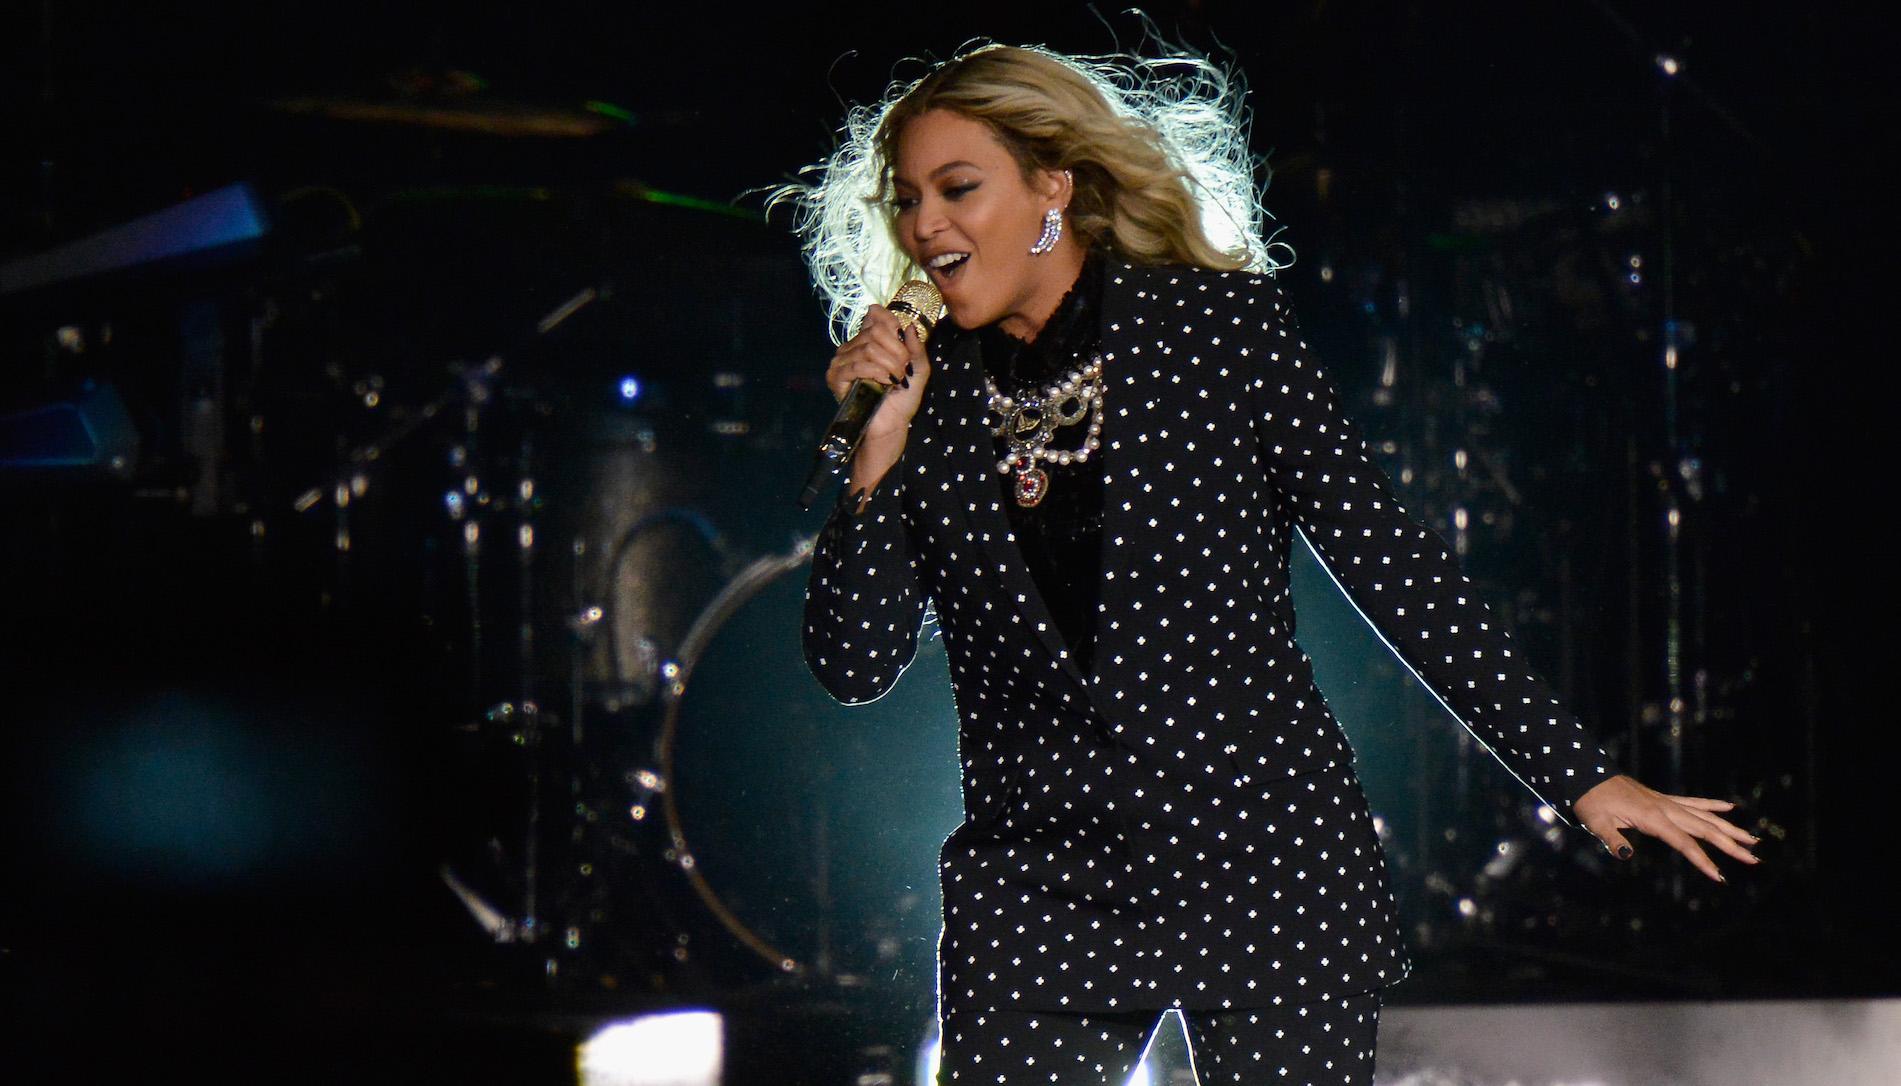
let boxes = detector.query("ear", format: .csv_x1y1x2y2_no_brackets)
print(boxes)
1032,166,1073,208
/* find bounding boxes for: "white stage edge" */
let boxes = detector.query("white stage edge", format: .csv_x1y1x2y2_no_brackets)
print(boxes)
1371,997,1901,1086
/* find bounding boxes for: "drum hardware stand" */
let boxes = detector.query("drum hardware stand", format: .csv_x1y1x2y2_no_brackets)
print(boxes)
550,510,725,975
281,286,605,954
567,598,606,747
436,699,551,948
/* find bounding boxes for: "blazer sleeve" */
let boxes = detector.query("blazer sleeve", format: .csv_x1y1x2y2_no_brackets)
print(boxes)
801,467,930,705
1247,280,1619,826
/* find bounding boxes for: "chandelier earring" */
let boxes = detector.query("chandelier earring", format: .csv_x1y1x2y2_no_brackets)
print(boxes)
1029,207,1064,256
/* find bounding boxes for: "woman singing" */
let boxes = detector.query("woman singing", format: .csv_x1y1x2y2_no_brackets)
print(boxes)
779,43,1758,1084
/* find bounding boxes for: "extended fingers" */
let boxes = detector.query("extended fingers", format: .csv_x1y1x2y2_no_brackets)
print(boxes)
1680,803,1758,845
1654,805,1757,876
1660,793,1737,812
1679,806,1762,863
1649,818,1724,882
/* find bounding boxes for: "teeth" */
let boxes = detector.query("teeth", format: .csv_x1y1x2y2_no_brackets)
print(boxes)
928,252,969,269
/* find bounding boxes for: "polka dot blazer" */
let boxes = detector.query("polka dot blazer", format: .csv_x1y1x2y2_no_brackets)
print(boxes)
804,262,1618,1013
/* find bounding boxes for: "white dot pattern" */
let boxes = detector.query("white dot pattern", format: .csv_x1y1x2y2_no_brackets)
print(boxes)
936,992,1379,1085
804,262,1617,1014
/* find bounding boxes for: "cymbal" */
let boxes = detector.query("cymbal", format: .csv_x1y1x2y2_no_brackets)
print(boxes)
267,95,617,139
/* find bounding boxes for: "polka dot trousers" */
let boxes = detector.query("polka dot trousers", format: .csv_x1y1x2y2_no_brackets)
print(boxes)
937,991,1380,1085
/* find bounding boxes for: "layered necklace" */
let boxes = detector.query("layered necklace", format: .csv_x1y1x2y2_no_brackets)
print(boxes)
983,354,1105,508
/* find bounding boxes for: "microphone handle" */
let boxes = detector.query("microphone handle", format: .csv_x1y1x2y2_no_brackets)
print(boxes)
797,377,889,510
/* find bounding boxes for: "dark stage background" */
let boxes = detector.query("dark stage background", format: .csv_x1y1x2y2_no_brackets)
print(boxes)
0,2,1888,1082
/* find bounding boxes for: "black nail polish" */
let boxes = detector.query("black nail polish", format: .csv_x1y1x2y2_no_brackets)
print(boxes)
906,362,915,376
1615,844,1633,860
901,377,910,389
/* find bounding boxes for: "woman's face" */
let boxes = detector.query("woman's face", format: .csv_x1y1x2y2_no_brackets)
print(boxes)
890,108,1080,338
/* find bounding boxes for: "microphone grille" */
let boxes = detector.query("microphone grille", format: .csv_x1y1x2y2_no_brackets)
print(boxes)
888,280,947,345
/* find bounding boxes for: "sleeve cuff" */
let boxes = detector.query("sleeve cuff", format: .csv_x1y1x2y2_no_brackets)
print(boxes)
838,466,904,517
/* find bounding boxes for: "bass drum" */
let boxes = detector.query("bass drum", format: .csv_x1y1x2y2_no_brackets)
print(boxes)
657,541,964,982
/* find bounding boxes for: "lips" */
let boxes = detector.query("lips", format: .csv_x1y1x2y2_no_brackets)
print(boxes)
926,251,970,285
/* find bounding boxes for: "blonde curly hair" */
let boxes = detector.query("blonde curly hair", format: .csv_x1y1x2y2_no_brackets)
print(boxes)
770,42,1294,342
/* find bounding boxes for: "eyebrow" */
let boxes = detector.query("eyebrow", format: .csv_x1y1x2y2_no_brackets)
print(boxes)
893,161,984,188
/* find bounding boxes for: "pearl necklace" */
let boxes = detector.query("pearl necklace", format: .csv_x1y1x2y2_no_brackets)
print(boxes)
983,354,1105,508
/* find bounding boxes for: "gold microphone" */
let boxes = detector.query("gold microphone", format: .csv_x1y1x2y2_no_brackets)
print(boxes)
798,280,946,509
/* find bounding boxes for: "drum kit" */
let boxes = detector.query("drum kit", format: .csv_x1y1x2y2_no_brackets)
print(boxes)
284,179,968,999
0,77,963,1002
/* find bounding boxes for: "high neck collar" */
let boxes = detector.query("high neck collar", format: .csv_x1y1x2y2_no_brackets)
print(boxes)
974,251,1106,390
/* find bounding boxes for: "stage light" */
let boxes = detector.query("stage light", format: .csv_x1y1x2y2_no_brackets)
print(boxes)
619,376,643,403
916,1023,940,1086
578,1011,722,1086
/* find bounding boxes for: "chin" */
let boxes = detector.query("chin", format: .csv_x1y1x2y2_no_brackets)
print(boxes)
944,296,1000,332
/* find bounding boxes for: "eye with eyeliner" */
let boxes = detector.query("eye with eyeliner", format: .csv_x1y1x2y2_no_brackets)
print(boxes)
889,181,979,212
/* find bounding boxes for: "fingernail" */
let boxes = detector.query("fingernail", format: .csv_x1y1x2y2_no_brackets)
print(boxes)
901,377,911,389
905,362,915,376
1615,844,1633,860
1717,873,1727,883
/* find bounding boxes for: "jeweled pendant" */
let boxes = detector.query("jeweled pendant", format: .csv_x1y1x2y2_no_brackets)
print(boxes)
1013,466,1050,507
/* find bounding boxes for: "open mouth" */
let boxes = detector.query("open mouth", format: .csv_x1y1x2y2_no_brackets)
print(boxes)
927,252,971,282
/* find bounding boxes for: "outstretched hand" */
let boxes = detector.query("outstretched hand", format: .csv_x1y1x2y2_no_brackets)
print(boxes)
1573,774,1760,882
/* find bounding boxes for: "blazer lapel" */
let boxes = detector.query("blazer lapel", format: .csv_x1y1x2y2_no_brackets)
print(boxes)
1084,262,1152,713
933,328,1096,697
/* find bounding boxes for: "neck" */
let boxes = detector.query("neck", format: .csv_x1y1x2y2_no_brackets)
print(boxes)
997,243,1087,342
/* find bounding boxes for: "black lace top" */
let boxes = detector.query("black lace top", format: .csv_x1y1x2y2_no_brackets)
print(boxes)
968,252,1107,675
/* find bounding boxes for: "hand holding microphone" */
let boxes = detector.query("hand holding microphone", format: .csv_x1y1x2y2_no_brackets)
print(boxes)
799,281,944,508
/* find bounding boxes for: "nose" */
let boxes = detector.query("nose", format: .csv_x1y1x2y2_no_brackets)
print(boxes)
910,194,947,245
